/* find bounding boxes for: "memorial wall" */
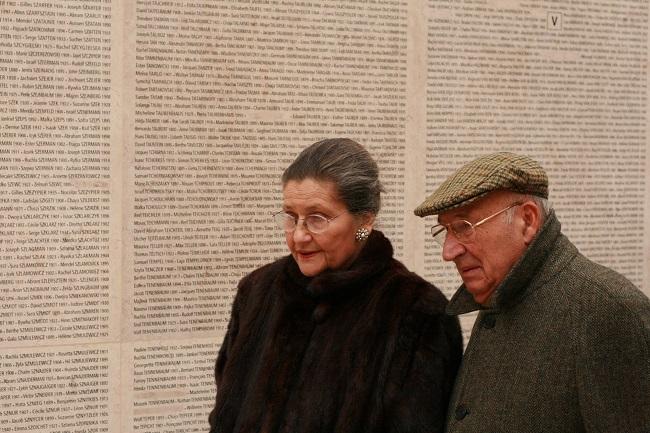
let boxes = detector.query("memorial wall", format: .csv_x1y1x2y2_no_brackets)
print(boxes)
0,0,647,431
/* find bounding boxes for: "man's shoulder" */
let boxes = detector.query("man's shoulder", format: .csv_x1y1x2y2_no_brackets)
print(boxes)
569,253,646,301
554,252,650,331
539,233,644,302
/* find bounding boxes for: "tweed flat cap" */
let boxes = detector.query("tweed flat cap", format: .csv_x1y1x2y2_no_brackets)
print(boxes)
414,152,548,216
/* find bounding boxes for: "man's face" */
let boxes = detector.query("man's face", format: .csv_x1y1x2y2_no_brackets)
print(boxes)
438,191,529,305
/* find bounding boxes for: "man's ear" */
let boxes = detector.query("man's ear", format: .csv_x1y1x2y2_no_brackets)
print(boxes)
520,201,542,245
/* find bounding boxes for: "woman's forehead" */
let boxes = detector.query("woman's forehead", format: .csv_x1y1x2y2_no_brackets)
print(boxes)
282,178,343,210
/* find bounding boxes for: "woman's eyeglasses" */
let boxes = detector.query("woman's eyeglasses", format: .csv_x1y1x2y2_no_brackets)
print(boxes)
273,211,343,234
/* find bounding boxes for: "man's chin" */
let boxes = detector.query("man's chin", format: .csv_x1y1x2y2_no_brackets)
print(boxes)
464,283,494,305
472,293,492,305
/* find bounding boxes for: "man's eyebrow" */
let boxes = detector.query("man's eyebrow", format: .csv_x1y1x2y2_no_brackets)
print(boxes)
438,210,470,224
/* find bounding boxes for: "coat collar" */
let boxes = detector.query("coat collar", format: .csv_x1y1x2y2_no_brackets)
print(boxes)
284,229,394,302
447,210,574,315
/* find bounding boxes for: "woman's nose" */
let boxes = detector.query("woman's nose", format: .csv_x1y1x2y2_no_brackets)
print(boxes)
292,220,312,243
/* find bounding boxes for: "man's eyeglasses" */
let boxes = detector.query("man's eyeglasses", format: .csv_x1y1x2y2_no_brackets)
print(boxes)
430,202,522,246
273,211,343,234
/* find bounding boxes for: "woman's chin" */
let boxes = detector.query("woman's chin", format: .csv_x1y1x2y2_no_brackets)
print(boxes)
295,254,325,277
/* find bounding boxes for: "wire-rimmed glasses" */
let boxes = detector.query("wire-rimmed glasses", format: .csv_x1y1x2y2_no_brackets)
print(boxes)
430,202,522,246
273,211,343,234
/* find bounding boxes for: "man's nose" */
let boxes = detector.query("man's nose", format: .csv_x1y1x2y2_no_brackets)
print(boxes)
441,233,465,261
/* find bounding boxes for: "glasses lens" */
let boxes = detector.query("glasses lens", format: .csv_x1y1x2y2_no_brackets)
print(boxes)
305,214,329,233
449,220,473,242
431,225,447,246
274,212,295,231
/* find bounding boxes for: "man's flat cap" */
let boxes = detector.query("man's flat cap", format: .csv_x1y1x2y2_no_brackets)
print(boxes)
414,152,548,217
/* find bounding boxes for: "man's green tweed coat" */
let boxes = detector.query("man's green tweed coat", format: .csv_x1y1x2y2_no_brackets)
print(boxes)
445,211,650,433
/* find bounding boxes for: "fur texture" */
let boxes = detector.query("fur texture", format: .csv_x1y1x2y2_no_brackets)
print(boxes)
209,230,462,433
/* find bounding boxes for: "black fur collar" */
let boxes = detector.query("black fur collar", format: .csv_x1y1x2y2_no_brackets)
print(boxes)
284,230,394,302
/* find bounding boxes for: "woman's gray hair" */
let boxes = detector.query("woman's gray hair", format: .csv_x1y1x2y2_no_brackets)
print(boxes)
282,138,384,215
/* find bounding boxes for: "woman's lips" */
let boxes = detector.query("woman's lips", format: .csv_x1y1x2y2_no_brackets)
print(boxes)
298,251,318,260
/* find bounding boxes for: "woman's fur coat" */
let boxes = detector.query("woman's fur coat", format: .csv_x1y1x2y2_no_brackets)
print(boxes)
208,230,462,433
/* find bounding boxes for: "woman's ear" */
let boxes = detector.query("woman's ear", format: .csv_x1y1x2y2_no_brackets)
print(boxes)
359,212,376,232
520,201,542,245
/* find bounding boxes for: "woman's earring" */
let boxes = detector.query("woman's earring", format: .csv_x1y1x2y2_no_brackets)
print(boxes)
355,227,370,242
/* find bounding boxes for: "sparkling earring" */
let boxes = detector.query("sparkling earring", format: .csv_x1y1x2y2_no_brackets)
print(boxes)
355,227,370,242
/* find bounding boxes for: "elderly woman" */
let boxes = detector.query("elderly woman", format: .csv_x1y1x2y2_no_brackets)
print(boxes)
208,138,462,433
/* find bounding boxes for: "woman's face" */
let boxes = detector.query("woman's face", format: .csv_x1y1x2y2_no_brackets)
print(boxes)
282,178,372,277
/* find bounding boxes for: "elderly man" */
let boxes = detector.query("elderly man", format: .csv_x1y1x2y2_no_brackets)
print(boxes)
415,152,650,433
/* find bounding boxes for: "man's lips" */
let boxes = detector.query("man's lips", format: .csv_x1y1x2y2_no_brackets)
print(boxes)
297,251,318,259
458,264,480,277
